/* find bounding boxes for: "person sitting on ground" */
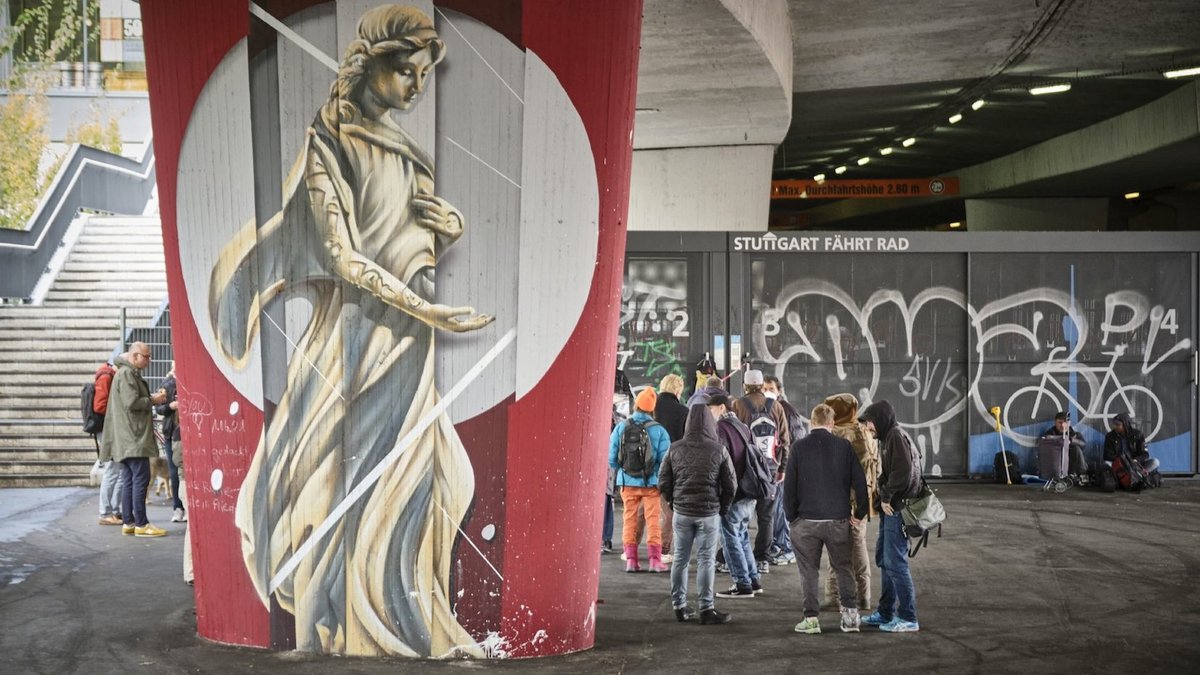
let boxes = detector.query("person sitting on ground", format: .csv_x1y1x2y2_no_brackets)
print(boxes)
609,388,672,572
1104,412,1159,477
658,403,737,625
784,403,869,635
822,392,879,613
1040,411,1090,481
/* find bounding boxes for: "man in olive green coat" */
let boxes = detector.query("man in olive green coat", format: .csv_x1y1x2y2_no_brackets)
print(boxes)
100,342,168,537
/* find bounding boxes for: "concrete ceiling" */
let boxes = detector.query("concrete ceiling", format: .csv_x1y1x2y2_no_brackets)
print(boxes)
770,0,1200,227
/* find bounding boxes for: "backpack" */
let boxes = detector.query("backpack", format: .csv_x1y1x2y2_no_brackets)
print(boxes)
993,450,1020,484
81,382,105,436
780,399,807,447
1112,452,1149,491
726,420,777,501
900,478,945,558
742,397,780,463
617,419,660,480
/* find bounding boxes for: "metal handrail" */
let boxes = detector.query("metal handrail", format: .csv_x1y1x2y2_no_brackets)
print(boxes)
0,136,156,302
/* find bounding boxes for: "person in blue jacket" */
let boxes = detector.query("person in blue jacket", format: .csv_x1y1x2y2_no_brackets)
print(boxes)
609,387,672,572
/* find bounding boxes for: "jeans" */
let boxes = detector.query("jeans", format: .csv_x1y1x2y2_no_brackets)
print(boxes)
671,513,720,611
791,518,857,617
98,460,124,516
181,479,193,583
876,512,917,623
602,494,614,543
771,495,791,552
163,437,184,511
753,496,775,560
720,498,758,586
120,457,151,527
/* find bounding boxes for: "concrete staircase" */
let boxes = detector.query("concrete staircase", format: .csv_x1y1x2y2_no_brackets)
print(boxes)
0,215,165,487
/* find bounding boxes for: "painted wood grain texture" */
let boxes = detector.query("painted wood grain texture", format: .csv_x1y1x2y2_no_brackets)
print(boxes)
143,0,642,658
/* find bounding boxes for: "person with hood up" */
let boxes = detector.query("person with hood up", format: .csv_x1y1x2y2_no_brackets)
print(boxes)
822,393,879,612
609,388,672,572
857,399,921,632
658,404,737,625
1104,412,1159,478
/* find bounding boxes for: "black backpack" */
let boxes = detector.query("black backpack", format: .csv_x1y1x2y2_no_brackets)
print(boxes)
618,419,660,480
726,420,777,501
81,382,105,436
993,450,1020,484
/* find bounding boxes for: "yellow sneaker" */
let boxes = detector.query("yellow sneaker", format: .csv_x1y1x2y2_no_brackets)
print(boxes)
121,524,135,535
134,524,167,538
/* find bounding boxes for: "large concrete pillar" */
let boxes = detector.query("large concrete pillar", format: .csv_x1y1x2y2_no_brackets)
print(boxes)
142,0,641,659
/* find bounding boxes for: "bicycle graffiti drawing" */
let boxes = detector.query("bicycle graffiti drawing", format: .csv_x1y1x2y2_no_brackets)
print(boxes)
1002,344,1163,446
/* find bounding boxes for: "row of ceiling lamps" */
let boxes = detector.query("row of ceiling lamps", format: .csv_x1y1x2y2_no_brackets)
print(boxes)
811,65,1200,183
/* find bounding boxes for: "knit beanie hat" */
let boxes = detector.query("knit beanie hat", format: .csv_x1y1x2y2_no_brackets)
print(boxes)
635,387,657,412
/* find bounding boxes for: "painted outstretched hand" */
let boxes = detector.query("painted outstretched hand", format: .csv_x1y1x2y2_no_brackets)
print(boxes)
421,303,494,333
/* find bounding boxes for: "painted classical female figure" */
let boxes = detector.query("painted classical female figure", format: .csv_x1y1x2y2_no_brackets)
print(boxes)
209,5,491,657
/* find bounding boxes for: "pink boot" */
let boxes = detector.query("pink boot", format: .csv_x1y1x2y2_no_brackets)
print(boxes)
647,544,669,573
624,544,641,572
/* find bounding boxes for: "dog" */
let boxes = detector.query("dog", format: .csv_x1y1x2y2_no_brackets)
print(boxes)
149,456,172,501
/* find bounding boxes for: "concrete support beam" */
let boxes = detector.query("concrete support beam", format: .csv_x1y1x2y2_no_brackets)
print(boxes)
629,144,774,231
792,80,1200,228
965,198,1108,231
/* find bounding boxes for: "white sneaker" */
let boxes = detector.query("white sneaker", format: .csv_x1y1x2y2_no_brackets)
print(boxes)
171,508,185,523
840,607,861,633
660,554,673,565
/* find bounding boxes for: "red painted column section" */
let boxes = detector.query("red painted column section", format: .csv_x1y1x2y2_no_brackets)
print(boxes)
501,0,643,658
141,1,270,648
141,0,641,657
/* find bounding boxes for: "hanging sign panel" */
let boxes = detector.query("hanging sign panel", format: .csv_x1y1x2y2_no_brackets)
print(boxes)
770,177,960,199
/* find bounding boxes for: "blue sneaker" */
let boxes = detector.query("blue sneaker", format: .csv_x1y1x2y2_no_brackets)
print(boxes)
880,618,920,633
861,611,891,627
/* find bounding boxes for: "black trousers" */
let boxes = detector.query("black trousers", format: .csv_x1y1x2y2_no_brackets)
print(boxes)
753,496,775,560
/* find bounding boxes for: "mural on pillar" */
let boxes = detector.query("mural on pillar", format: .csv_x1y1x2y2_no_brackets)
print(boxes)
209,7,491,657
750,253,1193,476
147,0,634,660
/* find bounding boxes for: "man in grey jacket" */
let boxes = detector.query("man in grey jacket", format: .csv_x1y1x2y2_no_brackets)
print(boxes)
659,404,737,625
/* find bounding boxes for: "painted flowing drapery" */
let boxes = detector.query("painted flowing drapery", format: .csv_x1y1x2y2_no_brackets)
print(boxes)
208,6,487,658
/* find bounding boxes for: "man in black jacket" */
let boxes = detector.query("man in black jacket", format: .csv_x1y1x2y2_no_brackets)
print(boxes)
154,363,185,522
783,404,868,634
659,404,737,625
1040,411,1089,481
858,400,921,633
654,373,690,562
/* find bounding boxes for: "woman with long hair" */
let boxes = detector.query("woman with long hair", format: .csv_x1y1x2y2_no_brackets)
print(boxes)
210,5,491,657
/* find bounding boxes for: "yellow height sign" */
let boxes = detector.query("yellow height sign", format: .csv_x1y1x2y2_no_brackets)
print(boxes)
771,177,960,199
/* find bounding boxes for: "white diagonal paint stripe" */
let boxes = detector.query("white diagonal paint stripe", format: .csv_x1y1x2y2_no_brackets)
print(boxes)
434,500,505,582
260,311,345,403
249,1,339,72
434,7,524,105
444,136,522,189
269,327,517,593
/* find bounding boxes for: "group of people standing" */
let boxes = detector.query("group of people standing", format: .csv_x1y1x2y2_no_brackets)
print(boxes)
608,371,923,634
91,343,192,582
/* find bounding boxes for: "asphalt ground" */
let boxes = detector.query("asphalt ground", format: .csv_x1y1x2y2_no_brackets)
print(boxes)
2,481,1199,674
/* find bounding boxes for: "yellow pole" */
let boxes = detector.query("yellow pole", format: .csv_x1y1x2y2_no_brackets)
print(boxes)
990,406,1012,484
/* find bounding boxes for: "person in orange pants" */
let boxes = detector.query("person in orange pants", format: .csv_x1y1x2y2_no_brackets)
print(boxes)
609,388,672,572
